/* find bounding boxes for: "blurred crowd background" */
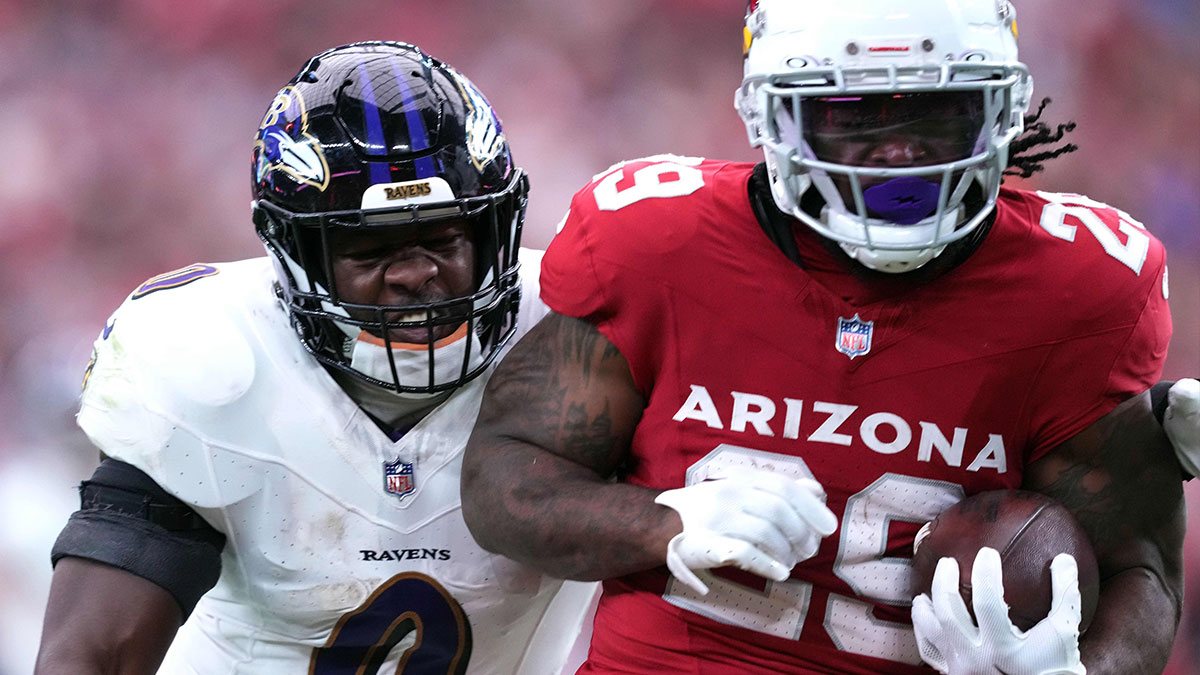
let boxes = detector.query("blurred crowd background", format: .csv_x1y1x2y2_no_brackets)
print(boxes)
1,1,1196,673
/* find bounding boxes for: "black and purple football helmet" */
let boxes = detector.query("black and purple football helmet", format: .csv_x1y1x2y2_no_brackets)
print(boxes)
252,41,527,394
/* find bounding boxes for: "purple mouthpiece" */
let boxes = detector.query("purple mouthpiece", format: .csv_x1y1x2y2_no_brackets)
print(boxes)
863,177,941,225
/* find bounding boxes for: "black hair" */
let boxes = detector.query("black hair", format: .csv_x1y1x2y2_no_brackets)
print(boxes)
1003,97,1079,179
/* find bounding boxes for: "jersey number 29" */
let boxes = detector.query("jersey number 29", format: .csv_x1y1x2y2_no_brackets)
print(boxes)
663,444,963,666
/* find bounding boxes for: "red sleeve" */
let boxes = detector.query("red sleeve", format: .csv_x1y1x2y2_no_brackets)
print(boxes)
539,165,665,395
539,191,613,328
539,157,730,395
539,180,649,391
1019,192,1172,461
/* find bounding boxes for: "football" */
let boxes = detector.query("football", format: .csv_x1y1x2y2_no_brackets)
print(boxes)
911,489,1100,632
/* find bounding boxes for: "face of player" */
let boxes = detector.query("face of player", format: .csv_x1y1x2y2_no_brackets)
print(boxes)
327,219,477,344
802,92,985,169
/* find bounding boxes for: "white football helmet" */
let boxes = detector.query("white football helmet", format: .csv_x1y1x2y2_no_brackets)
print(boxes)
736,0,1033,273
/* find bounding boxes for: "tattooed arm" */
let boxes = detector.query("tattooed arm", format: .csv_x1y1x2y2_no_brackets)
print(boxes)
461,311,676,579
1022,390,1186,674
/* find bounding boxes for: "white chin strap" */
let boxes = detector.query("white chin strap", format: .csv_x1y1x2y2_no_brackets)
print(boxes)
347,325,484,397
836,240,943,274
823,206,960,274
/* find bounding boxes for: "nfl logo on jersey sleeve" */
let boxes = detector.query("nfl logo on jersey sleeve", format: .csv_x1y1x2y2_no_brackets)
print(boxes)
836,314,874,359
383,458,415,499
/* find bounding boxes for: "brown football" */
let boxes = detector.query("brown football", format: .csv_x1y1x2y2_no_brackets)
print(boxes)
911,489,1100,632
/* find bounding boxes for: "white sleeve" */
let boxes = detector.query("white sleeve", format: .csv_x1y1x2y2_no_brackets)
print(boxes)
76,274,259,511
515,580,601,675
516,247,552,334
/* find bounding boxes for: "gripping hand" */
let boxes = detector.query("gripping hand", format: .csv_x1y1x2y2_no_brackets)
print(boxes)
1165,378,1200,478
911,547,1085,675
654,470,838,595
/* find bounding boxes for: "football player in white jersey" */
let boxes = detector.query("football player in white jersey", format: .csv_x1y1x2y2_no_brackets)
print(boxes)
35,41,594,675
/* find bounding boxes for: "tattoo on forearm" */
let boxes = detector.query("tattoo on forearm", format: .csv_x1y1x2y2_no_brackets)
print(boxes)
1034,462,1125,550
1026,397,1183,560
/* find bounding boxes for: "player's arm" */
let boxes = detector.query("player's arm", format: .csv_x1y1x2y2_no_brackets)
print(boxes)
1022,389,1186,675
461,311,671,579
462,311,836,587
37,558,181,674
35,458,224,675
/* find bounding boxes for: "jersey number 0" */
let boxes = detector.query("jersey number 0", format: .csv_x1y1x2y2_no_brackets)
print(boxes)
309,572,471,675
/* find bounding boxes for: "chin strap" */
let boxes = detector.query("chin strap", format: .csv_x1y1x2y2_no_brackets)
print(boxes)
836,240,942,274
748,163,804,266
823,206,956,274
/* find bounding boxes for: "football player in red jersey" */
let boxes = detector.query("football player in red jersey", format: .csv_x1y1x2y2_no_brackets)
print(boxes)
462,1,1193,674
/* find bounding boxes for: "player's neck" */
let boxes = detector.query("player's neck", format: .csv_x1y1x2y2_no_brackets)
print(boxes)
325,366,451,435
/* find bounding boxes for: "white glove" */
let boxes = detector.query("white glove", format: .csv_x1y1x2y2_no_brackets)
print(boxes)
911,547,1086,675
654,470,838,595
1165,378,1200,478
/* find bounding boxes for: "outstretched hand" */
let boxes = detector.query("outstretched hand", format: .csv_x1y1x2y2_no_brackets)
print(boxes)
911,547,1086,675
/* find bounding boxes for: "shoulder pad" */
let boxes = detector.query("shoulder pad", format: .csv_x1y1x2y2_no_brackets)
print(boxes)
87,261,260,408
78,259,279,506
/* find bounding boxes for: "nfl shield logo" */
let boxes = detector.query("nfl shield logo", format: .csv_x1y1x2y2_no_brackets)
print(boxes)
836,314,874,359
383,458,415,500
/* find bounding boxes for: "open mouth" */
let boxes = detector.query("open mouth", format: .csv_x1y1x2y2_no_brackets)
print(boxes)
376,309,465,345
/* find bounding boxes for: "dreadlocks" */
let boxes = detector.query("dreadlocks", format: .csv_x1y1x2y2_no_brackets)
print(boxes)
1004,97,1079,179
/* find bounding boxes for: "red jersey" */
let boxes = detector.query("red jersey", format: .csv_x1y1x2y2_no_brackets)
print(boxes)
540,156,1171,674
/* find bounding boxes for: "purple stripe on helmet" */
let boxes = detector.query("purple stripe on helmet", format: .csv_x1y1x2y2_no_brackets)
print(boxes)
355,62,392,185
390,60,436,179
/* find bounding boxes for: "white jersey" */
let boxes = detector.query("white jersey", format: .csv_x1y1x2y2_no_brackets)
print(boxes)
76,251,594,674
